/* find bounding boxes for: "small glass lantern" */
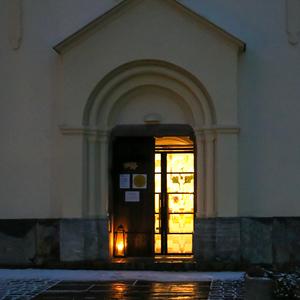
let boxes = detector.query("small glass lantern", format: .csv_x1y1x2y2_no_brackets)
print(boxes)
114,225,126,257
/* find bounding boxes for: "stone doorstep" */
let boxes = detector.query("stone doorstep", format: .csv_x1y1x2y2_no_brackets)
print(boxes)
42,259,250,272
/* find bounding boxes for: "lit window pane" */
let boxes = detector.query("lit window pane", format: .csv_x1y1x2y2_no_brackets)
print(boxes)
168,214,194,233
155,213,160,233
155,194,160,213
155,174,161,193
155,234,161,253
155,154,161,172
168,194,194,213
167,153,194,172
167,174,194,193
167,234,192,254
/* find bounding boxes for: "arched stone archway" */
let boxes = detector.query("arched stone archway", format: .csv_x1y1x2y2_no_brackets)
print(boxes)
83,60,215,128
82,60,218,222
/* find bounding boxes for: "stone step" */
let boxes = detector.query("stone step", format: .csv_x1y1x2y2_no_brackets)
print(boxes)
44,259,250,272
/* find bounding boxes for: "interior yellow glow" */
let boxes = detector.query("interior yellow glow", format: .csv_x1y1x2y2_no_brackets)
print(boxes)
155,150,194,254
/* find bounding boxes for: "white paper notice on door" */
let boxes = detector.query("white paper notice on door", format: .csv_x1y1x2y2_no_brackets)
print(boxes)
125,191,140,202
119,174,130,189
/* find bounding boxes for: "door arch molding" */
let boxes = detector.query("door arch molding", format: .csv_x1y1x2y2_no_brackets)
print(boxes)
83,60,216,128
81,59,236,220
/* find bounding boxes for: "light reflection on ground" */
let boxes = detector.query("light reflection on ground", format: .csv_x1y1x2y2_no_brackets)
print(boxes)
30,279,245,299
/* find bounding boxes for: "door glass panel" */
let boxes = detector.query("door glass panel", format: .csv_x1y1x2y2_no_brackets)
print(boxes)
167,153,194,172
168,194,194,213
155,234,161,253
168,214,194,233
155,154,161,172
167,234,193,254
167,174,194,193
155,214,160,233
155,174,161,193
155,194,160,213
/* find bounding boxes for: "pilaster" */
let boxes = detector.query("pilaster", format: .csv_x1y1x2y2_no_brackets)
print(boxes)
98,131,110,219
8,0,22,50
194,130,205,218
86,132,99,218
287,0,300,44
204,131,216,217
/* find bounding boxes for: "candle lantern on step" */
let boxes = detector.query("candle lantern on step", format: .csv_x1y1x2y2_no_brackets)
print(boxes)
114,224,126,257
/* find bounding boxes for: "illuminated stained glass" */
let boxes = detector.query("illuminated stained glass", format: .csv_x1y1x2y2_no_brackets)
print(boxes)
155,214,160,233
155,174,161,193
155,234,161,253
167,153,194,172
168,194,194,213
167,234,193,254
155,194,160,213
154,147,194,254
155,154,161,172
168,214,194,233
167,174,194,193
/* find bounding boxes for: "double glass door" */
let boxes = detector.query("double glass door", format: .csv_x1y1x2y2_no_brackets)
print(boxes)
154,150,194,254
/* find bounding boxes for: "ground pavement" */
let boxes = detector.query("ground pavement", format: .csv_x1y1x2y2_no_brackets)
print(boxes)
0,269,245,299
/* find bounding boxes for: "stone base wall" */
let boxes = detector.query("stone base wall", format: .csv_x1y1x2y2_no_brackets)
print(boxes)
194,217,300,265
0,217,300,267
0,219,109,267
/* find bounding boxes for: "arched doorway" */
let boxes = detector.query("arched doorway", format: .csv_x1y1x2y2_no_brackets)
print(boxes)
111,126,195,257
81,60,238,257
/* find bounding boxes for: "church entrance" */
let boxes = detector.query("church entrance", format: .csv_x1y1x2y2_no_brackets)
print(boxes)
112,134,194,257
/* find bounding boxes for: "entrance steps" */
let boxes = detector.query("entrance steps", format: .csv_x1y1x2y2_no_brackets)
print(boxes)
104,257,197,271
45,257,250,272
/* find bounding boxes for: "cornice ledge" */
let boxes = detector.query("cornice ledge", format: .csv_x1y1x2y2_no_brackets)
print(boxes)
59,125,111,136
195,125,240,134
59,124,86,135
212,124,240,134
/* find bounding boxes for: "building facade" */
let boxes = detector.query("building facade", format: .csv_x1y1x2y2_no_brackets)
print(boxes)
1,0,300,267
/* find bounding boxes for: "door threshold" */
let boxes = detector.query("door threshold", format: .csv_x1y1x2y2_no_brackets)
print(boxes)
155,255,194,260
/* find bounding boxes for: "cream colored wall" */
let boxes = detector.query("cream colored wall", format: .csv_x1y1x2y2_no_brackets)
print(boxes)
1,0,300,218
0,0,115,218
183,0,300,216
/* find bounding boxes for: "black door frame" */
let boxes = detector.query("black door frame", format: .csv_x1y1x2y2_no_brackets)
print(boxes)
109,124,196,257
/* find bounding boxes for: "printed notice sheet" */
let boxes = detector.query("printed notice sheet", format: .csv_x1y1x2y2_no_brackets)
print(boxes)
125,191,140,202
120,174,130,189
